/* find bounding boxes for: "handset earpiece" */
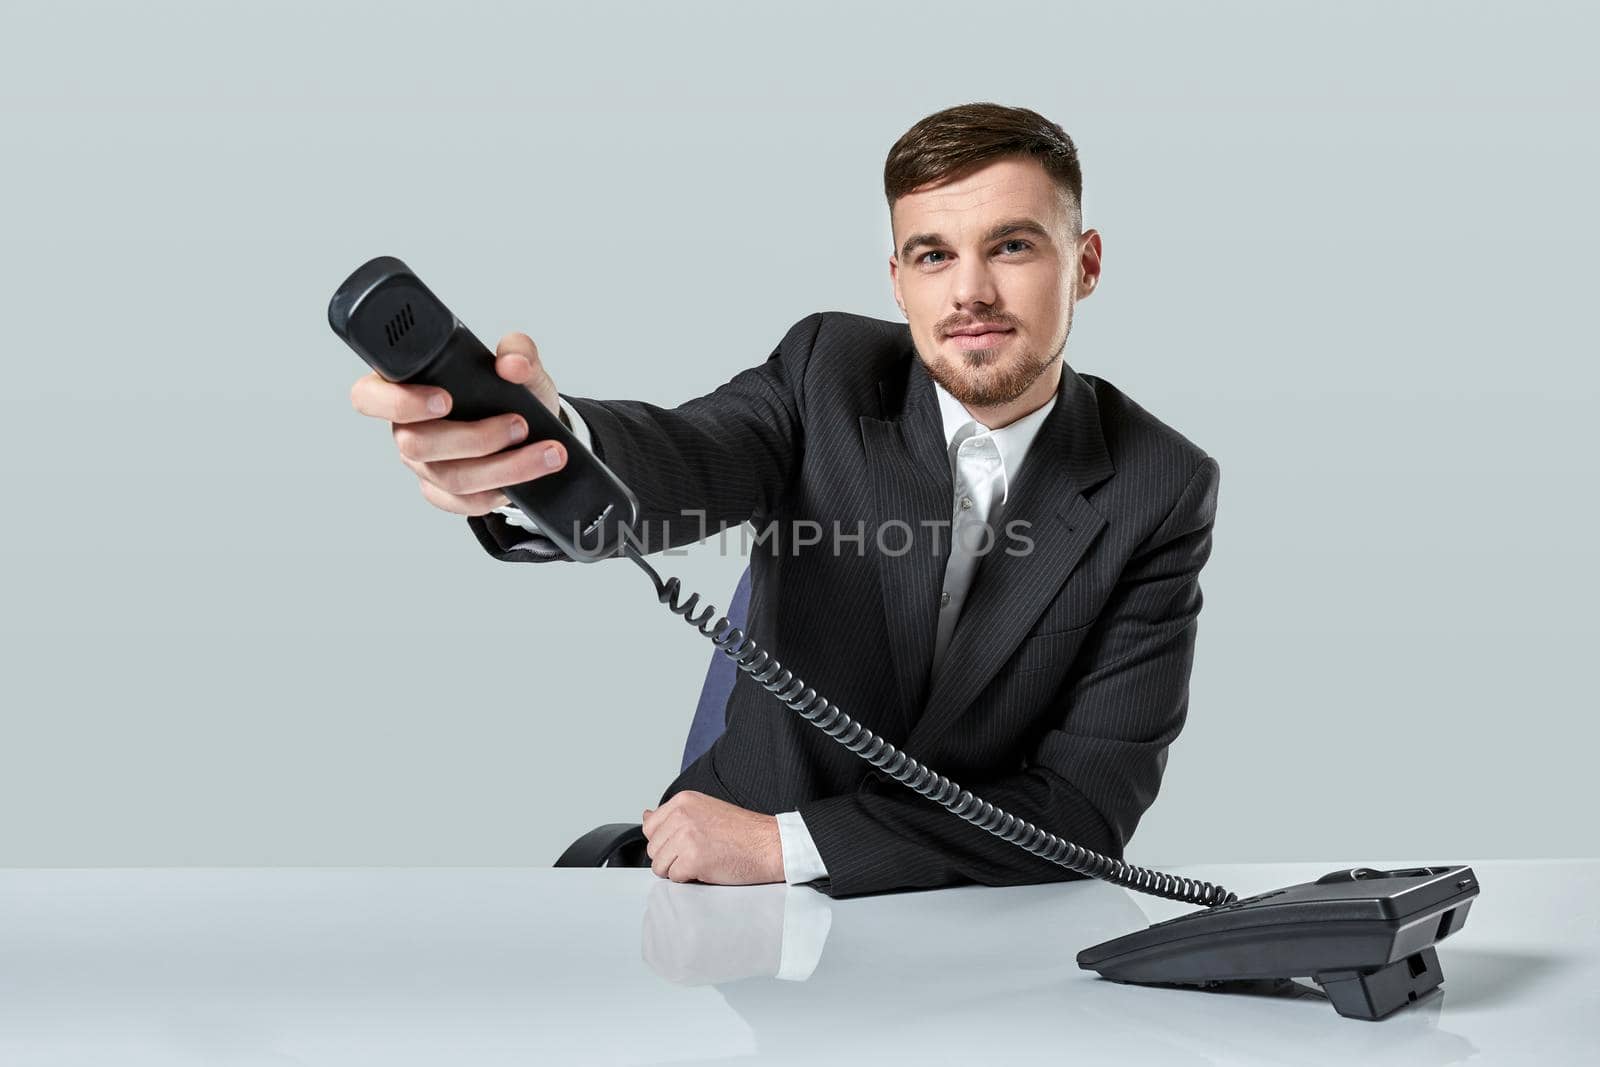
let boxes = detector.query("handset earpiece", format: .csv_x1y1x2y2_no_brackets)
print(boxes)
328,255,637,562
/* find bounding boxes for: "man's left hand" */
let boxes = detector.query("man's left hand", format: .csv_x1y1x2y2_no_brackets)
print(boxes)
641,790,784,885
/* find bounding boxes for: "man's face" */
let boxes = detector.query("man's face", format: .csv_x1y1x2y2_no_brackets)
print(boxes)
890,155,1101,411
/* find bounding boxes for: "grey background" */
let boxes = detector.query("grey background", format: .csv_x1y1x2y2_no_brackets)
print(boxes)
1,0,1595,869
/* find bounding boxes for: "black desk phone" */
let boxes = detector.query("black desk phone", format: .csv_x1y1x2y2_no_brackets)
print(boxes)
328,255,1480,1021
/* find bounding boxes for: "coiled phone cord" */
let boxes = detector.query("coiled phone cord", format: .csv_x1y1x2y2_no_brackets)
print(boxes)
622,543,1238,908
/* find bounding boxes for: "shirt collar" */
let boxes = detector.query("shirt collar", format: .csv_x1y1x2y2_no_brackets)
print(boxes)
932,370,1062,500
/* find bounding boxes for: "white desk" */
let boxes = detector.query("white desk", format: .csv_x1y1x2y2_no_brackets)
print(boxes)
0,860,1592,1064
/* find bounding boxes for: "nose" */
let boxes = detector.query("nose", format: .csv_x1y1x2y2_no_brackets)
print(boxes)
950,252,999,312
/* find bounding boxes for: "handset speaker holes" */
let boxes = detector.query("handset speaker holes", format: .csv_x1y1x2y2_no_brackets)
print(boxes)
384,302,416,347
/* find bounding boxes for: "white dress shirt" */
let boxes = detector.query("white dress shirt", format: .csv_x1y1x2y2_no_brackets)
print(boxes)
928,375,1059,678
498,372,1061,888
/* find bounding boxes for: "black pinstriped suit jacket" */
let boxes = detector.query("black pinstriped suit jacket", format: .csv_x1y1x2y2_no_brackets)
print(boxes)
468,310,1220,899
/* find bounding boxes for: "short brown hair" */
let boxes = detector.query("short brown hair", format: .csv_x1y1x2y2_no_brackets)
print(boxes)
884,102,1083,237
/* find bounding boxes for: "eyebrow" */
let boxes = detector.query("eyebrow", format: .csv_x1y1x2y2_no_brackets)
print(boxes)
898,217,1055,260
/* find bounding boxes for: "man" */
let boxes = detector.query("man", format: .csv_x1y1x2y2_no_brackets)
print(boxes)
349,102,1220,898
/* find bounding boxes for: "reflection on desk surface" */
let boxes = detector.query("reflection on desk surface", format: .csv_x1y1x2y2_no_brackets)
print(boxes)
0,859,1593,1065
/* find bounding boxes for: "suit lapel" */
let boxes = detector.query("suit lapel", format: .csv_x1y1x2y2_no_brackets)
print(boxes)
907,364,1115,755
859,349,951,725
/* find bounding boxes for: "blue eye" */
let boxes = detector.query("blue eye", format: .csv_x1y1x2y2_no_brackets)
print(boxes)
916,240,1031,266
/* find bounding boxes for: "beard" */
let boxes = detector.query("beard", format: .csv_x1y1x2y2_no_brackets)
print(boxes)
919,314,1070,408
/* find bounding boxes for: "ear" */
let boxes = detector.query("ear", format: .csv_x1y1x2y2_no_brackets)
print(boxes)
889,253,907,317
1075,229,1104,299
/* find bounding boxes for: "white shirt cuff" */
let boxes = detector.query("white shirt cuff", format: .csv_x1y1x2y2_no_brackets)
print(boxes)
493,395,592,535
776,809,829,885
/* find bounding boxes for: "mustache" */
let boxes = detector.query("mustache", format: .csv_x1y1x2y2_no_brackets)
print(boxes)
938,313,1019,335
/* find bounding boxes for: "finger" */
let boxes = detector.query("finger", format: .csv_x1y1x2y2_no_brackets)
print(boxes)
496,351,535,386
416,440,568,498
495,333,539,385
350,373,450,423
650,826,686,878
643,808,680,844
393,412,527,463
643,795,682,837
644,818,682,861
496,331,540,363
417,477,511,517
668,846,698,884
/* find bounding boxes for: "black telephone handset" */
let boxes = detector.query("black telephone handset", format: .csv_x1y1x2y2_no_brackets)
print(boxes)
328,255,1479,1021
328,255,637,563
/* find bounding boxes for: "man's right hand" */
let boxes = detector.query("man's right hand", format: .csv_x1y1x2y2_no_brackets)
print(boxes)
349,331,569,516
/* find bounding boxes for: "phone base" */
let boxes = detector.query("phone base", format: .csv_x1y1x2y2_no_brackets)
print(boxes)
1077,865,1477,1020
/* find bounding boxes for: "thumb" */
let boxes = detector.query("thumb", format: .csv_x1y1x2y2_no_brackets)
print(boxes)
493,332,560,418
497,350,533,383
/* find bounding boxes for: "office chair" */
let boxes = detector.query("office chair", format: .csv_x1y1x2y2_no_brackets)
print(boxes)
553,563,753,868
